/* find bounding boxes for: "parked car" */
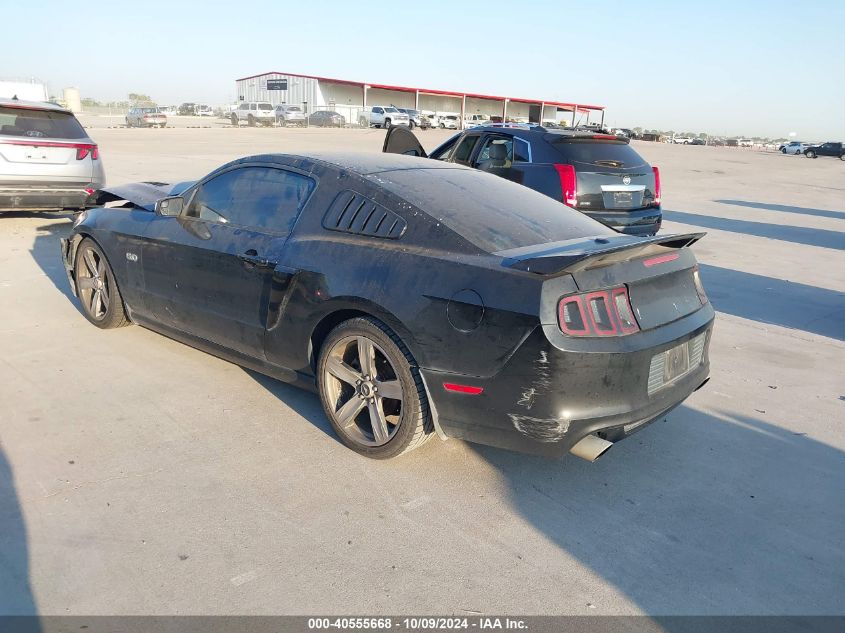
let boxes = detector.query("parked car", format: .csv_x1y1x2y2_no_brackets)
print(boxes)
804,141,844,160
308,110,346,127
196,104,214,117
613,128,635,138
177,103,197,116
738,138,753,147
396,108,429,130
275,104,306,127
0,97,105,212
672,136,693,144
384,124,663,235
690,138,706,146
231,102,275,127
126,107,167,128
778,141,805,154
421,111,439,128
159,105,178,116
359,106,409,128
465,114,491,129
438,114,460,129
60,152,713,460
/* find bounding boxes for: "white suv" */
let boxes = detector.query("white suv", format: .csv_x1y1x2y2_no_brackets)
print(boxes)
231,102,275,127
359,106,410,128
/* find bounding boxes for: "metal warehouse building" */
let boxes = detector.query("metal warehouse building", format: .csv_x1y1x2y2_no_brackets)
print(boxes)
235,71,605,127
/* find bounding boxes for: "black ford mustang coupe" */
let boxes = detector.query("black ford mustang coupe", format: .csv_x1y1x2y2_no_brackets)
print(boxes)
61,153,714,460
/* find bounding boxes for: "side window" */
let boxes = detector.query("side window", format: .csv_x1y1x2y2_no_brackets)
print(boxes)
473,136,513,170
250,103,257,111
185,167,315,233
453,135,480,165
430,135,460,161
513,138,531,162
239,103,248,111
373,107,383,114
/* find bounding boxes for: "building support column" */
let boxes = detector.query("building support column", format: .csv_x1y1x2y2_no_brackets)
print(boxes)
460,95,466,129
503,99,508,121
363,85,369,108
600,110,605,130
540,101,545,124
415,90,419,110
572,105,577,127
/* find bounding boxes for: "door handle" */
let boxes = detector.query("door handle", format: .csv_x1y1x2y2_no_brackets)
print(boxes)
238,252,277,268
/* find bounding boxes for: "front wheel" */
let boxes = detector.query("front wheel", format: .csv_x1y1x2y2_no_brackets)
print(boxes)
230,114,238,126
781,148,787,154
439,122,445,128
317,317,432,459
383,118,392,129
247,115,255,127
73,238,130,329
805,150,816,158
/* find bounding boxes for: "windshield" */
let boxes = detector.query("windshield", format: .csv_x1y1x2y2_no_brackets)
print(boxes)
0,106,87,139
384,107,399,113
377,168,612,252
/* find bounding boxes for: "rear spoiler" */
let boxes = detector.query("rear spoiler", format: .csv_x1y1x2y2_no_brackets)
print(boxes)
499,233,705,275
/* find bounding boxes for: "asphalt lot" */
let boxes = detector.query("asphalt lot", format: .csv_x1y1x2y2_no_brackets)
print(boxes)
1,121,843,615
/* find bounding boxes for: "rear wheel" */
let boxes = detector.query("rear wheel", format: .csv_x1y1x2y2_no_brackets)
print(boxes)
439,122,445,128
74,238,129,329
383,118,392,129
317,317,432,459
806,150,816,158
230,114,238,126
248,115,255,127
781,147,786,154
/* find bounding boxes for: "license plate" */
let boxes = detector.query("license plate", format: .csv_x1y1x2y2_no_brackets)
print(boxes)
663,342,690,382
613,192,633,206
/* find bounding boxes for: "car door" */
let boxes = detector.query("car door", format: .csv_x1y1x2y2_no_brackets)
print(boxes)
140,164,316,358
382,125,428,157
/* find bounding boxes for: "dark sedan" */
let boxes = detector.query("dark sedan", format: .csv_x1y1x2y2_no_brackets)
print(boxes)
60,153,713,460
384,124,663,236
308,111,346,127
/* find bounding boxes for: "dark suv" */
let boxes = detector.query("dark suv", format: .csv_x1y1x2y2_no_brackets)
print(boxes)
804,142,844,160
384,124,662,235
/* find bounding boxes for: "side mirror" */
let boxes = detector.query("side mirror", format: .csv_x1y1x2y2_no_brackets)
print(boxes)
155,196,183,216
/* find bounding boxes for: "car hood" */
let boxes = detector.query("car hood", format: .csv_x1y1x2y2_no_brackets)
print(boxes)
93,181,194,211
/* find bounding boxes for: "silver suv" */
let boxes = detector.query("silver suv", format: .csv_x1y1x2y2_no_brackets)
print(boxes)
0,98,105,212
230,101,275,127
275,104,306,127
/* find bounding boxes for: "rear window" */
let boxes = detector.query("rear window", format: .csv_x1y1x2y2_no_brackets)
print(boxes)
551,139,646,168
286,106,301,112
258,103,273,110
0,106,87,139
376,168,613,253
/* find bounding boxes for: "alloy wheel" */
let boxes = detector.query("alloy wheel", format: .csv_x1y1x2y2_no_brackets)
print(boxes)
77,246,111,321
322,335,404,447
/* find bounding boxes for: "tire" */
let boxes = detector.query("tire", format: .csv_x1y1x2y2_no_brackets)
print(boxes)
839,154,845,161
781,148,786,154
806,150,816,158
73,238,130,329
317,317,433,459
383,118,392,129
409,121,415,130
248,115,255,127
230,114,238,126
439,122,445,128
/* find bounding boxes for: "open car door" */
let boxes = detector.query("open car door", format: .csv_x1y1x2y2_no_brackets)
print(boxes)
382,126,428,157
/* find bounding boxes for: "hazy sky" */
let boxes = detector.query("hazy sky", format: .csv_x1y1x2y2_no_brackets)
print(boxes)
6,0,844,139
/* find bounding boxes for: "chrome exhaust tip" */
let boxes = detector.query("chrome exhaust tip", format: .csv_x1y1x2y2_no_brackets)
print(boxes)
569,434,614,462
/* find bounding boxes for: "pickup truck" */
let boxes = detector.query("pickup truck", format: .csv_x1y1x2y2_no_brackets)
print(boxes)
804,141,845,160
358,106,410,128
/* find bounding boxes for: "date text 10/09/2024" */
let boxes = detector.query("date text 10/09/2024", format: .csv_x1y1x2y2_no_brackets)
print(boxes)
307,618,528,630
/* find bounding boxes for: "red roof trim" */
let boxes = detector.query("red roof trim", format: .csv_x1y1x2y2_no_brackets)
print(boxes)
235,71,605,111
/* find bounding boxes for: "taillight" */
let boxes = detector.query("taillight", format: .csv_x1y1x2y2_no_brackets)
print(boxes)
554,164,577,207
692,265,708,305
652,166,661,206
75,144,98,160
558,286,640,337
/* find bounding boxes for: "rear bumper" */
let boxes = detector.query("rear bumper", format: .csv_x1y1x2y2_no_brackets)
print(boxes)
0,184,100,212
583,207,662,236
422,305,714,457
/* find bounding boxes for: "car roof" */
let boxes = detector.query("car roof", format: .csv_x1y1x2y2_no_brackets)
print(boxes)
233,151,472,176
0,97,72,113
469,124,627,142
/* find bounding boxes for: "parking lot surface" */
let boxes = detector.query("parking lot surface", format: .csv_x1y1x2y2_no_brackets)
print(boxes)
1,124,843,615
